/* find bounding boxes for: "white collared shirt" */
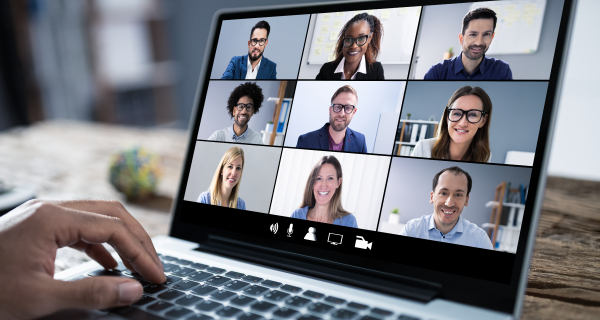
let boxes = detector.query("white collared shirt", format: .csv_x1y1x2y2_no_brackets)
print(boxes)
334,55,367,79
245,56,262,79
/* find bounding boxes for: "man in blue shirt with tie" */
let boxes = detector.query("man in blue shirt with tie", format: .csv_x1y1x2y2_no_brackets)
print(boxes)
400,166,494,250
221,21,277,80
424,8,512,80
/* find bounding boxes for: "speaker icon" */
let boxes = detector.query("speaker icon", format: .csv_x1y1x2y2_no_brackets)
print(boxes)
270,223,279,234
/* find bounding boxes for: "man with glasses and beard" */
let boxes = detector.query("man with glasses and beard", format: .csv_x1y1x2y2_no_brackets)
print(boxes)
208,82,264,144
296,85,367,153
221,21,277,79
424,8,512,80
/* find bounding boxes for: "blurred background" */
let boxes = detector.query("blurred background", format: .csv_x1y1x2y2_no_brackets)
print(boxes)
0,0,597,177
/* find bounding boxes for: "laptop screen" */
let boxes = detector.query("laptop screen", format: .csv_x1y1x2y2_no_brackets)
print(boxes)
173,0,572,312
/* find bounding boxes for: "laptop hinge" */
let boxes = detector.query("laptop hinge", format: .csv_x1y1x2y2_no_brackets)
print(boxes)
194,236,442,303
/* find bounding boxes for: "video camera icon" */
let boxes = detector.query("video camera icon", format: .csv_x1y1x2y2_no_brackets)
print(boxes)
355,236,372,250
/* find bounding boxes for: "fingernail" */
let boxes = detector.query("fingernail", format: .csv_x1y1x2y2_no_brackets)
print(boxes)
119,281,142,304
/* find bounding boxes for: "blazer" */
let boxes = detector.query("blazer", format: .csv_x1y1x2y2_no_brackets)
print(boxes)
221,55,277,80
315,60,384,80
296,124,368,153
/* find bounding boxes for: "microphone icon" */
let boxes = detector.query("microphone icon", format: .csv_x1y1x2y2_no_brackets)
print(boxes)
287,223,294,237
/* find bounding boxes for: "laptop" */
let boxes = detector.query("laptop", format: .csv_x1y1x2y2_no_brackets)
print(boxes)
52,0,577,319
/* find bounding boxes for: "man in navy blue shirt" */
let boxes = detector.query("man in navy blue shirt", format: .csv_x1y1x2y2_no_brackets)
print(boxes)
424,8,512,80
221,21,277,80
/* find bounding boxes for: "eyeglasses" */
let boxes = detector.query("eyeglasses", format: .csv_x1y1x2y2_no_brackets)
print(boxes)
235,103,254,112
446,108,486,123
250,38,267,46
331,104,356,114
342,32,372,48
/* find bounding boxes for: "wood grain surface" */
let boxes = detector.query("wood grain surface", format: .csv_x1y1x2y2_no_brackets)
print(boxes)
0,121,598,319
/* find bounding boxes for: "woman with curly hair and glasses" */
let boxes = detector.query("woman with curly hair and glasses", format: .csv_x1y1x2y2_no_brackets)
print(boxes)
411,86,493,163
316,12,384,80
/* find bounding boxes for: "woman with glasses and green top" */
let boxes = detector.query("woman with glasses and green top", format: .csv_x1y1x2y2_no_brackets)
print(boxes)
411,86,493,163
316,13,384,80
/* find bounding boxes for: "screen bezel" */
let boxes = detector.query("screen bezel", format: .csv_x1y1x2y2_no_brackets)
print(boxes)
169,0,575,315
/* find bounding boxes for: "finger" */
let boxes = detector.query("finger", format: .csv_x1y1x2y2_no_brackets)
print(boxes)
69,241,118,270
44,204,165,284
46,200,163,271
46,277,142,311
119,253,137,274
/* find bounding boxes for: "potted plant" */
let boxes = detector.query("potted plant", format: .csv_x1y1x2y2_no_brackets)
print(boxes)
443,47,454,60
265,121,274,132
406,113,411,120
388,208,400,224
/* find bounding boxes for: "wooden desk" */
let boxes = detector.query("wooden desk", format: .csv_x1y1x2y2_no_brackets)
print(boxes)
0,121,598,319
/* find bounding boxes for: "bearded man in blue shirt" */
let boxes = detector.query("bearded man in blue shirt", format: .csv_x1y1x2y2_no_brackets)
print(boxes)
400,166,494,250
424,8,512,80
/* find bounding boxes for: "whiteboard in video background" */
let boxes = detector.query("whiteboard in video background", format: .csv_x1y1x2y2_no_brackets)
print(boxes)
471,0,547,54
306,7,422,65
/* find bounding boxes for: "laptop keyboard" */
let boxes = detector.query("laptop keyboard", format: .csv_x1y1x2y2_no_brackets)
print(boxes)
80,254,422,320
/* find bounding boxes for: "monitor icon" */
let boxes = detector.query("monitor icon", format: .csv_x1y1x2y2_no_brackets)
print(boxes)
355,236,372,250
327,233,343,245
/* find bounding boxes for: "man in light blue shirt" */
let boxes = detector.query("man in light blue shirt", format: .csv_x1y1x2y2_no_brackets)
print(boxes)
400,166,493,250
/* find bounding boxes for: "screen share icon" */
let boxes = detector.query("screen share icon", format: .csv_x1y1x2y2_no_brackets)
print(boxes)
327,233,343,245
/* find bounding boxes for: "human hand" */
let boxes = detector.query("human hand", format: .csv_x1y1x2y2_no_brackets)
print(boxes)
0,199,166,320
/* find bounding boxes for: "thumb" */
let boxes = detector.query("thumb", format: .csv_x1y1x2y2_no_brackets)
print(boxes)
50,276,143,310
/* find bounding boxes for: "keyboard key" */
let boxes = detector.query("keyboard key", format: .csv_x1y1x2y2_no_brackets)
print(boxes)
176,259,194,266
135,278,151,287
330,309,358,320
229,295,257,307
371,308,393,317
195,300,223,312
210,289,237,301
205,276,231,286
172,267,197,277
216,306,243,318
273,307,299,319
359,316,379,320
176,294,203,307
144,284,168,294
243,285,270,297
250,301,277,313
161,255,178,262
238,312,264,320
163,263,179,272
306,302,335,314
173,280,201,291
261,280,282,288
325,296,346,305
186,313,214,320
242,275,263,284
263,290,290,302
280,284,302,293
165,306,194,319
286,296,312,308
192,285,218,296
299,316,323,320
347,302,369,311
147,301,175,312
225,271,245,279
111,306,165,320
191,263,209,270
188,272,213,282
224,280,251,291
165,275,183,286
158,289,186,301
206,267,226,274
398,315,421,320
303,290,325,299
132,295,156,307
